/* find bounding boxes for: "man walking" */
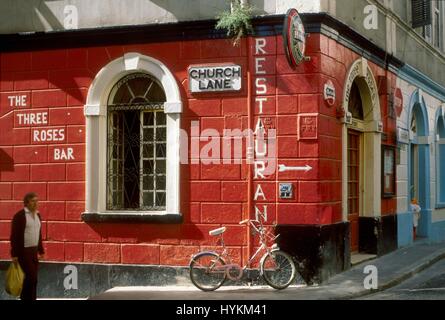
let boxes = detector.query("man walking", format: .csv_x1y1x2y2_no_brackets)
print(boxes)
10,192,45,300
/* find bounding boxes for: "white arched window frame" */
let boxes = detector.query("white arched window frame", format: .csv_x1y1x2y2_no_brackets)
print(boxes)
82,53,182,222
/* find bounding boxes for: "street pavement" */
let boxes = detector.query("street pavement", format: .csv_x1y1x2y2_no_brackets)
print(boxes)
359,259,445,300
89,240,445,300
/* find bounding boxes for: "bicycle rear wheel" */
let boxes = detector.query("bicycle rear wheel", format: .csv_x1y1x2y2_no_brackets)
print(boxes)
189,252,227,291
260,250,297,290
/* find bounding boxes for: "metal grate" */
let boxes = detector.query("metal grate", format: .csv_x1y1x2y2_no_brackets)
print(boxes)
106,73,166,211
141,110,167,210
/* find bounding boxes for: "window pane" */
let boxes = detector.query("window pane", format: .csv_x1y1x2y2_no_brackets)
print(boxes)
157,112,166,125
156,143,166,158
143,160,154,174
143,175,154,191
144,128,154,141
143,143,154,158
144,112,154,126
143,192,154,207
156,192,166,207
107,73,167,211
157,176,166,189
156,160,166,174
156,127,166,141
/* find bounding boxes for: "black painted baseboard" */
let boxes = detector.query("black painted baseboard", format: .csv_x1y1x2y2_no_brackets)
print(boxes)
359,215,397,255
0,261,190,299
0,217,399,298
275,222,350,284
0,261,271,299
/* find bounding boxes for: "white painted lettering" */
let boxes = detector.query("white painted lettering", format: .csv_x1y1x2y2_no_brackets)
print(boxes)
54,148,75,161
255,78,267,95
254,161,266,179
254,118,265,135
255,205,268,222
8,95,27,107
17,112,48,125
255,38,267,55
33,128,65,142
255,97,267,114
255,57,266,75
254,184,266,201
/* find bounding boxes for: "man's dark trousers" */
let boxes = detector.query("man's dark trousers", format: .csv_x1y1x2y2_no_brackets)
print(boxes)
18,247,39,300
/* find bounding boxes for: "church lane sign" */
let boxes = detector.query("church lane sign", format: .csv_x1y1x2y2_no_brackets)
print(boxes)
188,64,242,93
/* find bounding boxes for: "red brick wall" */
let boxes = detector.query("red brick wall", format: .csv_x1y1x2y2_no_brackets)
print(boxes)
0,32,396,266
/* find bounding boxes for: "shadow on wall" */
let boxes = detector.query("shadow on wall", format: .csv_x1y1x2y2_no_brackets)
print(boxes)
1,0,272,34
0,46,96,110
0,148,14,173
150,0,268,20
0,0,63,33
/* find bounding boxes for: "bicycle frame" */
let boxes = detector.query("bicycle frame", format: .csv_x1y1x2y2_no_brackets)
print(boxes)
193,217,280,280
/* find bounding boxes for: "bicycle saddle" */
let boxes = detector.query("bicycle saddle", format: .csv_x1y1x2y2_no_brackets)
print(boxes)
209,227,226,236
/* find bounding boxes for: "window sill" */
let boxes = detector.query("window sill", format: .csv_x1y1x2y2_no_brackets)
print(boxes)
81,211,183,224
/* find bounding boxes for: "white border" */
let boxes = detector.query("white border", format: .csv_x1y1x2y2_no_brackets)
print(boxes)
84,53,182,216
342,58,382,221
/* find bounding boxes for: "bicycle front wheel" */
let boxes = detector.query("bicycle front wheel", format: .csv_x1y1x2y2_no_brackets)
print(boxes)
260,250,297,290
189,252,227,291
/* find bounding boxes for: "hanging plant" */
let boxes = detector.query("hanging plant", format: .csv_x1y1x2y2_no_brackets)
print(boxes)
215,1,254,46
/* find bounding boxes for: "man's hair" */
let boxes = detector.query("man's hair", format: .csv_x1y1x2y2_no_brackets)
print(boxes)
23,192,38,205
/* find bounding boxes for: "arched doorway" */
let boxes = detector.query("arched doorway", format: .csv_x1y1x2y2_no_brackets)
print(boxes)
407,90,431,238
341,58,381,253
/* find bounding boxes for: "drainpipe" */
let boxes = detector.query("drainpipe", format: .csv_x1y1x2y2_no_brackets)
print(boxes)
232,0,252,268
246,35,253,269
245,0,253,270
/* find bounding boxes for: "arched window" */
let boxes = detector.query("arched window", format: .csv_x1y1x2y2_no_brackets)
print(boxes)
436,114,445,205
411,112,417,137
107,73,167,211
83,53,182,223
348,82,364,120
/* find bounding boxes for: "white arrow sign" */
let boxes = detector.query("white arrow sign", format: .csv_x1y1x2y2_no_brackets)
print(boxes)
278,164,312,173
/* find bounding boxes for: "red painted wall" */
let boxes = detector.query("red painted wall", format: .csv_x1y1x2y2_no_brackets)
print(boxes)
0,32,396,266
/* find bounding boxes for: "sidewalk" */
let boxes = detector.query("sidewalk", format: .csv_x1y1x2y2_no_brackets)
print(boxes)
90,240,445,300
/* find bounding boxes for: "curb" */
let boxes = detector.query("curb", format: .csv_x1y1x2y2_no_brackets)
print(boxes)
332,249,445,300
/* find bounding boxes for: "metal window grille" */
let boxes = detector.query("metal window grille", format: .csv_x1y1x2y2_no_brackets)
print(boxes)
106,73,167,211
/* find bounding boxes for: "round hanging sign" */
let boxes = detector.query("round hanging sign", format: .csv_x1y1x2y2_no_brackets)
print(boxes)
283,8,306,67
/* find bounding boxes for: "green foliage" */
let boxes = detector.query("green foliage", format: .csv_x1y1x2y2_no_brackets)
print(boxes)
215,2,254,46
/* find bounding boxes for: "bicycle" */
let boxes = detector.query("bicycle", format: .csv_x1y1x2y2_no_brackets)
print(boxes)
189,216,301,291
